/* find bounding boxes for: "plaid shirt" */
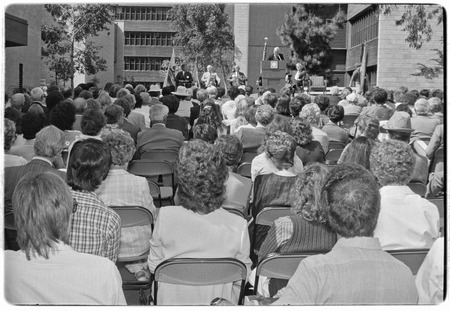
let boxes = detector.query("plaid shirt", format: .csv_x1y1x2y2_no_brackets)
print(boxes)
96,169,156,258
69,190,121,263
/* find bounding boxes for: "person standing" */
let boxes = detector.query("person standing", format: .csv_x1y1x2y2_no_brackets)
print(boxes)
201,65,221,88
175,64,193,88
268,47,284,60
227,65,247,87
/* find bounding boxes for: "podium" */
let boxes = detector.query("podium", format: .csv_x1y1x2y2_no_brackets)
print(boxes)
260,60,288,94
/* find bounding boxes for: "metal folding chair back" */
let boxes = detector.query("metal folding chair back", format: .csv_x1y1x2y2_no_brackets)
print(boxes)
387,249,429,275
153,258,247,305
254,252,322,294
222,206,245,218
128,159,177,201
408,181,427,197
429,147,444,174
328,141,346,150
241,152,257,164
141,149,179,163
236,162,252,178
325,149,344,165
341,114,358,129
110,206,154,294
255,206,292,227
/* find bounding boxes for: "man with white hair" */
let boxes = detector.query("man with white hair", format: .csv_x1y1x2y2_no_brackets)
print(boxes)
136,104,184,158
268,47,284,60
23,87,48,115
10,93,25,112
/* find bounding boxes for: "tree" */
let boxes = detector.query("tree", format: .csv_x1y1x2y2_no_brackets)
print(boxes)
42,4,113,88
380,4,444,79
168,4,237,89
277,4,345,75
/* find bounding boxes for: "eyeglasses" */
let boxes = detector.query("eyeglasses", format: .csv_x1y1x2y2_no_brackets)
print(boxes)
73,199,78,213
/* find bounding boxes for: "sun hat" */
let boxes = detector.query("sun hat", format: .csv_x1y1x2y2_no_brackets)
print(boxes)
149,84,162,92
382,111,414,133
171,86,190,97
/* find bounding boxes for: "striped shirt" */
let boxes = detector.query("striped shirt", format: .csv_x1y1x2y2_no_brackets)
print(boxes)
69,190,121,263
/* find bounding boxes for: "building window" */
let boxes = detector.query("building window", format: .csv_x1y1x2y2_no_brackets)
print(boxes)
350,8,378,47
124,57,166,71
125,32,174,46
116,6,171,21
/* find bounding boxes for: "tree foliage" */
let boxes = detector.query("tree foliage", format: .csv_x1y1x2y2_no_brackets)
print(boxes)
380,4,443,79
168,4,237,86
277,4,345,75
42,4,113,85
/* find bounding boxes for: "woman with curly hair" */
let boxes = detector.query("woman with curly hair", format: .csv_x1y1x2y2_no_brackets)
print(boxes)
147,139,252,305
291,118,325,165
337,136,373,169
370,139,439,250
195,99,227,137
256,163,337,297
96,132,155,282
299,103,329,153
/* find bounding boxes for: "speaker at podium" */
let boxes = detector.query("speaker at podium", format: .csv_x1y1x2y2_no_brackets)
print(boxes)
260,60,288,94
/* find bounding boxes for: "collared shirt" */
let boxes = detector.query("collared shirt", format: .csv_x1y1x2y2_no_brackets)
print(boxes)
69,190,121,263
374,185,440,250
5,242,126,305
274,237,418,305
96,169,156,258
32,156,53,166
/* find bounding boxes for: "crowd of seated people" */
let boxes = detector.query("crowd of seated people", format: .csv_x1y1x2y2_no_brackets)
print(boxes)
3,79,444,306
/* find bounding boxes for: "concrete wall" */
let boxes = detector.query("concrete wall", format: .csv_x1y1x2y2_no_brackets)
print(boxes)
377,5,444,90
4,4,43,94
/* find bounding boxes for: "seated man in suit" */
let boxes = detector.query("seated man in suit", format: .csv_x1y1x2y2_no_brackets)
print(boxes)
136,104,184,159
4,125,66,214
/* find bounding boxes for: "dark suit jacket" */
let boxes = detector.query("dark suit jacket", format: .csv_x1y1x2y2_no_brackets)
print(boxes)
4,159,67,213
136,123,184,158
120,119,141,144
175,71,193,88
268,53,284,61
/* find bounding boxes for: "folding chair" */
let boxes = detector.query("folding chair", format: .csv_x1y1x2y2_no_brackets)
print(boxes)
153,258,247,305
408,181,427,197
429,147,444,174
222,206,245,218
328,141,346,150
236,162,252,179
427,197,445,234
252,207,292,256
254,252,322,295
128,160,176,205
309,76,327,94
241,151,257,164
148,180,163,208
387,249,429,275
141,149,179,163
110,206,154,302
325,149,344,165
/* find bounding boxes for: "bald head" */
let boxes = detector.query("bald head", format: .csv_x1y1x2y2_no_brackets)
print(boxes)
10,93,25,110
73,97,87,114
30,87,44,102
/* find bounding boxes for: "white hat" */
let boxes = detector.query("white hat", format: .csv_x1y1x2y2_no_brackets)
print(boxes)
149,84,161,92
172,86,190,97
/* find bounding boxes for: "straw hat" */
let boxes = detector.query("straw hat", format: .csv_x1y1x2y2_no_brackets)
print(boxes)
149,84,162,92
382,111,414,133
171,86,190,97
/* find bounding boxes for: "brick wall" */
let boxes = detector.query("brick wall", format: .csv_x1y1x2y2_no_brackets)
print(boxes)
377,5,444,90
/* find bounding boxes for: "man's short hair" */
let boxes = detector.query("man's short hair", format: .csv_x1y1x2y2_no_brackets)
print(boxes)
196,89,208,102
370,139,415,187
314,95,330,112
263,93,278,108
227,86,240,100
13,172,73,260
73,97,87,114
34,125,64,158
428,97,442,113
149,104,169,123
245,85,254,96
113,98,131,117
371,88,388,104
21,110,46,140
30,87,44,101
116,88,130,98
104,104,124,124
67,139,111,191
49,101,77,132
255,104,275,126
160,95,180,114
323,164,380,238
78,90,93,100
328,105,344,123
80,108,106,136
414,98,430,115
